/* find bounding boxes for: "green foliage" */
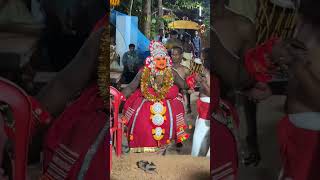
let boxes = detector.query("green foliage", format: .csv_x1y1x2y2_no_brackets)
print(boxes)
113,0,211,37
163,0,201,10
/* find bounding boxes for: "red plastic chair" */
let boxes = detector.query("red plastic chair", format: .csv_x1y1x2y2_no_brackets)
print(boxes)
109,86,125,167
0,77,32,180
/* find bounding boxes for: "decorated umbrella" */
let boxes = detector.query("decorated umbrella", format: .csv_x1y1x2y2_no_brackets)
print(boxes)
168,20,200,30
110,0,121,7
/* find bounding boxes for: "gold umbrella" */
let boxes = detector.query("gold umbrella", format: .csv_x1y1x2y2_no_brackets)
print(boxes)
110,0,121,6
168,20,200,30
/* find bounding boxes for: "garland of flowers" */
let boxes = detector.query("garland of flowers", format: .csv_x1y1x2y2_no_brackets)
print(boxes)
140,66,174,103
97,20,110,106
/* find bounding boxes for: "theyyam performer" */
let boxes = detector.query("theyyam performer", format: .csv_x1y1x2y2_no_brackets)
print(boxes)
121,41,196,152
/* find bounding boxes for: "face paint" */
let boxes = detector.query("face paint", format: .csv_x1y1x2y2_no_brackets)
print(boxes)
155,56,167,70
145,41,172,71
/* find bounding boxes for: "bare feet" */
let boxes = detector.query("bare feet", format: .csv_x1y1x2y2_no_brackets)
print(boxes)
243,136,261,167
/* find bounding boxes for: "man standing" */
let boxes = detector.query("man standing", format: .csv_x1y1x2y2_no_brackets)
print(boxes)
212,0,266,168
193,31,201,58
270,1,320,179
121,44,140,84
181,33,195,70
165,30,183,50
171,46,192,114
154,29,168,44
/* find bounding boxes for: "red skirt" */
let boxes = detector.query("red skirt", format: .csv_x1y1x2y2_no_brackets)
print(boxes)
123,85,188,150
278,116,320,180
42,83,108,180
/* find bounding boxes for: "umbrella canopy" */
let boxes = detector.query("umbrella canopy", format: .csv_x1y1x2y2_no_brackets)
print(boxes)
168,20,199,30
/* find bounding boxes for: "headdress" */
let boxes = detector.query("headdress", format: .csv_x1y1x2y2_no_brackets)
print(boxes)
145,41,172,70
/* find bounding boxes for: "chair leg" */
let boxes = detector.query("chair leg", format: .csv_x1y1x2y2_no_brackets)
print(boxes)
116,124,122,157
110,144,112,170
110,131,113,170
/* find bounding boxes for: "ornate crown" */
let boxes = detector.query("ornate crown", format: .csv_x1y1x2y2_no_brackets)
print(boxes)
145,41,172,70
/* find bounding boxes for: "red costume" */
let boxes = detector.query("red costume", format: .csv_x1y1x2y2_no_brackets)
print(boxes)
209,74,241,179
123,41,190,152
41,84,108,180
244,37,278,83
278,116,320,180
124,85,188,151
211,100,240,179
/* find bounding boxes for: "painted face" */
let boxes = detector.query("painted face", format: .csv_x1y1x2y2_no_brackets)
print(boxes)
154,56,167,70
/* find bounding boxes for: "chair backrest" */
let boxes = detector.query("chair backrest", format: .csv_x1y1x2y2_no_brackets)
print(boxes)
109,86,125,128
0,77,32,180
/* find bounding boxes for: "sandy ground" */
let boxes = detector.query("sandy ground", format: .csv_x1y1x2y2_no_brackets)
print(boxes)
111,154,210,180
111,92,209,180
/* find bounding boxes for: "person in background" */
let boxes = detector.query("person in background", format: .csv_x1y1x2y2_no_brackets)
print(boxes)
154,29,168,44
193,31,202,58
191,48,212,157
165,30,183,51
110,37,122,72
120,44,140,84
181,33,195,72
171,46,192,115
269,1,320,179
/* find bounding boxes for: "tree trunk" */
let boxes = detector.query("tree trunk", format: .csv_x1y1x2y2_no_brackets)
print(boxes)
158,0,164,29
142,0,151,38
129,0,134,16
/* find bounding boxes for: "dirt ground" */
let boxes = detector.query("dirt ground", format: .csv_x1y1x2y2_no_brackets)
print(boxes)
111,94,286,180
111,154,210,180
111,92,210,180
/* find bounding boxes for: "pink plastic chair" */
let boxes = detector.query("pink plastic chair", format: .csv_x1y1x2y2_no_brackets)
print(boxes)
109,86,125,168
0,77,32,180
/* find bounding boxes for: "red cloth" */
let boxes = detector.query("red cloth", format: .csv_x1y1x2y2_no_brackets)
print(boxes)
211,119,238,179
186,73,197,90
244,37,278,83
123,85,188,148
278,116,320,180
210,74,220,111
197,99,210,120
42,83,108,180
211,99,240,179
92,14,108,32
